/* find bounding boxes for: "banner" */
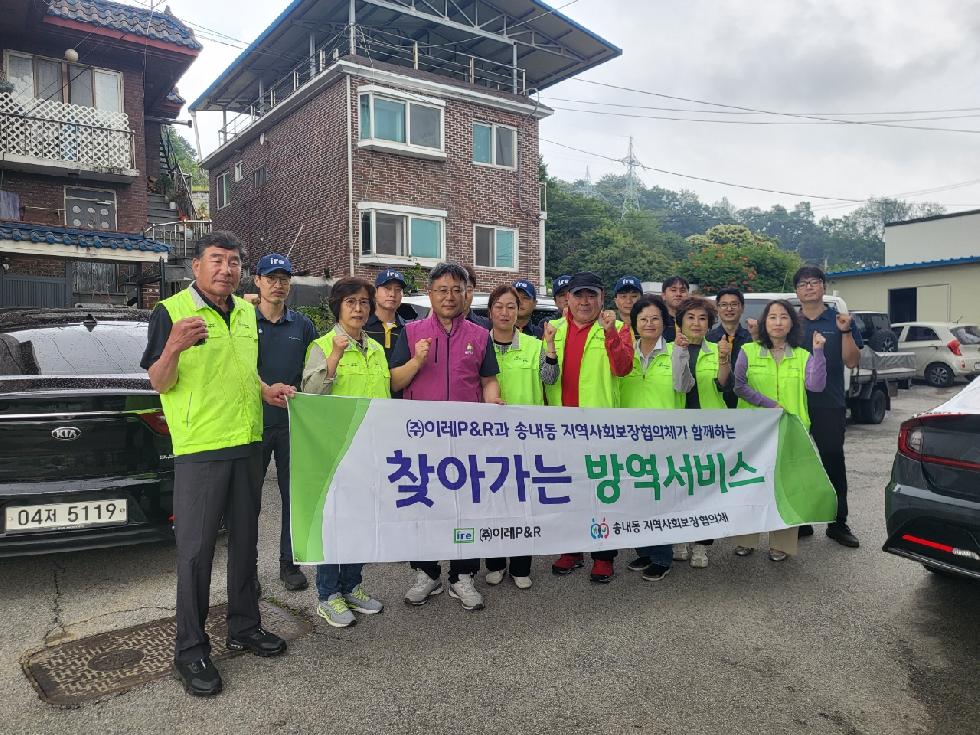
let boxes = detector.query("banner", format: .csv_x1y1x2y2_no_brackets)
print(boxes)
288,394,836,564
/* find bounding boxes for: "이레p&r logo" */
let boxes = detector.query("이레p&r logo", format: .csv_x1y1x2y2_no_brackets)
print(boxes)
454,528,475,544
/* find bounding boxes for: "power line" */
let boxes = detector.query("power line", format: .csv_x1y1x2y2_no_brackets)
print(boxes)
541,97,980,117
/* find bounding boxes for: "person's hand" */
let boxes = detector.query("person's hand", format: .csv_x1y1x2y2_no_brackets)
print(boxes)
746,318,759,340
599,310,617,332
331,333,349,355
414,338,432,365
674,331,689,349
243,293,260,305
488,397,506,405
167,316,208,353
543,321,557,345
263,382,296,408
836,312,853,332
717,336,732,361
813,331,826,350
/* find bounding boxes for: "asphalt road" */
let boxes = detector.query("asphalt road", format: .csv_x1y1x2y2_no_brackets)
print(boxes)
1,383,978,735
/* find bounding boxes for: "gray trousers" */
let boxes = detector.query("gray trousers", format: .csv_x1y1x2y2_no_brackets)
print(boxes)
173,447,263,664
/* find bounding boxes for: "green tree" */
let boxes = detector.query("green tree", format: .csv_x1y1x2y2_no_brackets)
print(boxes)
167,128,207,188
680,224,801,293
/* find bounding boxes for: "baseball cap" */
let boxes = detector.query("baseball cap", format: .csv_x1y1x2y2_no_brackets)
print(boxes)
613,275,642,294
375,269,406,288
513,279,536,300
552,274,572,296
567,271,604,295
256,253,292,276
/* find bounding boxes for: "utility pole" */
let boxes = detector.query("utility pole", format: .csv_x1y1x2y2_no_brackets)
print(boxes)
621,136,642,218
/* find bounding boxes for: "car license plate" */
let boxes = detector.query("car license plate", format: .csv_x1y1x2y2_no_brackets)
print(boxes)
5,499,127,532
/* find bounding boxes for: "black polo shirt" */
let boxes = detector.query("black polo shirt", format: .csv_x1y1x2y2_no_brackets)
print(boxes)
257,307,317,428
520,321,544,339
364,312,407,362
800,306,864,410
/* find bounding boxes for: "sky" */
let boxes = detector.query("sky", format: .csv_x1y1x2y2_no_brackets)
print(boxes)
134,0,980,215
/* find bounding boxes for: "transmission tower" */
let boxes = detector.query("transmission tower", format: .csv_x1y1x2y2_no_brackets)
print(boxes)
620,136,642,218
581,165,598,199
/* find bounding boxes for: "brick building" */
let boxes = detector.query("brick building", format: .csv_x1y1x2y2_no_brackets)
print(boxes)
192,0,619,294
0,0,201,308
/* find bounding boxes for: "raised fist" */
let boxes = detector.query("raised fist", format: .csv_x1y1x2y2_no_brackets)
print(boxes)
599,310,617,332
813,331,826,350
331,333,350,355
543,321,557,344
836,312,853,332
674,331,690,349
717,336,732,360
415,338,432,364
746,318,759,340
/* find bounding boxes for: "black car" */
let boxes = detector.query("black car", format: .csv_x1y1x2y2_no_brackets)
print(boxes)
0,309,173,557
883,376,980,580
851,311,898,352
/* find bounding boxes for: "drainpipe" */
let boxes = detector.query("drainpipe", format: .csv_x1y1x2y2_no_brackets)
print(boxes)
346,74,355,276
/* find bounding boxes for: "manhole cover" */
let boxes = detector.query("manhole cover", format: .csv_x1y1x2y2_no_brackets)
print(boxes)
23,601,311,706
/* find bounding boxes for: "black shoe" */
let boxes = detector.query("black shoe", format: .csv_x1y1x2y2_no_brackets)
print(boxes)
173,657,222,696
641,563,671,582
280,562,309,591
627,555,651,572
826,522,860,548
226,627,287,657
798,524,814,538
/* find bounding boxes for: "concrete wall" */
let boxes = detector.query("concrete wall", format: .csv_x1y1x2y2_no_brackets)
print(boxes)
884,212,980,266
827,262,980,325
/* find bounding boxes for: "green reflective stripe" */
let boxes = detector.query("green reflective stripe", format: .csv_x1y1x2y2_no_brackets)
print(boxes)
620,342,685,409
310,329,391,399
737,342,812,430
497,335,545,406
158,288,262,455
544,318,621,408
773,412,837,523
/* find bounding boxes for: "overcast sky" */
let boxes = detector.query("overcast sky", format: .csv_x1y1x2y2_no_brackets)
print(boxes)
144,0,980,215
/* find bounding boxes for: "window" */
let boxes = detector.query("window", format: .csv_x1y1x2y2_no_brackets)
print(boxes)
216,173,230,209
359,206,444,261
64,188,116,230
358,87,444,156
472,123,517,168
253,165,267,188
474,225,517,269
74,262,118,294
234,161,243,182
3,51,121,112
905,326,939,342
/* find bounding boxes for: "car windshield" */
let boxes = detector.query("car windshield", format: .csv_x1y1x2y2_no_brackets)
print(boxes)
0,322,147,376
952,326,980,345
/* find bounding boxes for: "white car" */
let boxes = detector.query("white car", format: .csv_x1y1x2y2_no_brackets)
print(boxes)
892,322,980,387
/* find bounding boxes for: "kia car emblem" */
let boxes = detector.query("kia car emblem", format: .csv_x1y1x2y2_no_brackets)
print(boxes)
52,426,81,441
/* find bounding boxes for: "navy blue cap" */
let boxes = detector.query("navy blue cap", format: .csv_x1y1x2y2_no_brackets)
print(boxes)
513,279,536,300
552,274,572,295
375,269,406,287
614,275,642,294
256,253,292,276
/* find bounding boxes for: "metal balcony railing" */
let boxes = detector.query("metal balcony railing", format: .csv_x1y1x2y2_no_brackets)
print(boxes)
0,92,136,173
144,220,213,258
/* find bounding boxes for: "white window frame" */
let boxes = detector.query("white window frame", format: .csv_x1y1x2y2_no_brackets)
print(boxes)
63,186,118,230
216,172,231,209
357,85,446,161
473,224,519,271
472,121,517,170
3,50,123,111
233,161,243,182
357,202,447,266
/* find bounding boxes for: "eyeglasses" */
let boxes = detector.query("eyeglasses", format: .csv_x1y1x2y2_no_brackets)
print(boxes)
718,302,741,310
342,298,371,309
430,287,464,298
796,279,824,288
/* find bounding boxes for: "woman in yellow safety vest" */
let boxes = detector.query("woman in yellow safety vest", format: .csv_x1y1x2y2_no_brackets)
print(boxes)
732,298,827,561
621,295,689,582
484,283,559,590
671,295,733,570
301,276,388,627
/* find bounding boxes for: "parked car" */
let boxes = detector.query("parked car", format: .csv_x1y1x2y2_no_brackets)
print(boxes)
0,309,173,557
400,293,560,324
851,311,898,352
892,322,980,387
883,375,980,580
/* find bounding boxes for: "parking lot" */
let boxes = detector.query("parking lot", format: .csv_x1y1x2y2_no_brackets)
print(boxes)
1,383,978,735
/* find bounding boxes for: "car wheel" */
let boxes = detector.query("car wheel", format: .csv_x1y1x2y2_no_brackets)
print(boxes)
866,388,887,424
924,362,955,388
868,329,898,352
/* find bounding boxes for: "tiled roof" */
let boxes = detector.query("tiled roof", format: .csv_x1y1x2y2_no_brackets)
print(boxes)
0,221,170,254
45,0,202,52
828,255,980,278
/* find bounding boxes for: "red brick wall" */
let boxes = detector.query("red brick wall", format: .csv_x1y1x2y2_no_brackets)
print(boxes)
5,254,67,278
207,68,543,290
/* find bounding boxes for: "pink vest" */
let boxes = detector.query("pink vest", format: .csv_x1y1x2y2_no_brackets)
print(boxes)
403,313,489,402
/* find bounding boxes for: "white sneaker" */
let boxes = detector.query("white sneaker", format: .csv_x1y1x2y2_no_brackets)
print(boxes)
512,575,532,590
672,543,691,561
690,544,709,568
448,573,485,611
485,570,505,586
404,570,443,606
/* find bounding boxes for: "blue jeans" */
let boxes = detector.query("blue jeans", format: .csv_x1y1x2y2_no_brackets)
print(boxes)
315,563,364,600
635,544,672,568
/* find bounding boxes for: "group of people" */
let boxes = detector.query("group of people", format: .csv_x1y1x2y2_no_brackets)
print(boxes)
142,230,863,697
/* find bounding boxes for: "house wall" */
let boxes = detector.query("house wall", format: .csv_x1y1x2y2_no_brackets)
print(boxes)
207,69,543,290
884,212,980,266
828,263,980,326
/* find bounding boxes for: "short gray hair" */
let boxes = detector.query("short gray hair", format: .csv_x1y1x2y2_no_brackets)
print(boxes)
427,262,469,289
